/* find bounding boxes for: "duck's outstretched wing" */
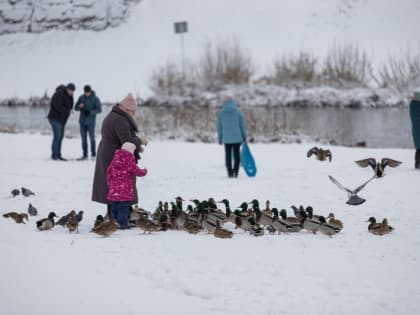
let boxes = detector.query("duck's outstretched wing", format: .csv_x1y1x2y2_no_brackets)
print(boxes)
355,158,376,170
354,176,376,194
328,175,352,194
307,147,318,158
381,158,402,168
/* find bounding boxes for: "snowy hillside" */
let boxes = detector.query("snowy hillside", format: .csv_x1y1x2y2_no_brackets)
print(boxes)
0,0,419,101
0,133,419,314
0,0,141,34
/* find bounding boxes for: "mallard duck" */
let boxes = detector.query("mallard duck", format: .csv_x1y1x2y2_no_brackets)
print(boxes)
279,209,301,224
300,211,320,234
381,218,394,233
175,196,185,211
328,175,375,206
327,212,343,229
28,203,37,216
137,216,161,234
182,213,202,234
307,147,332,162
367,217,394,235
94,215,104,228
318,216,342,237
36,212,58,231
232,203,253,231
3,212,28,224
200,214,217,233
66,211,79,233
129,206,148,224
152,201,164,221
253,203,273,226
270,208,296,233
218,199,232,217
214,220,233,239
56,210,76,227
305,207,321,221
21,187,35,197
355,158,402,178
90,219,119,237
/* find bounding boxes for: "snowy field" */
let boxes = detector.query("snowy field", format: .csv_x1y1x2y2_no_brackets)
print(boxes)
0,133,419,315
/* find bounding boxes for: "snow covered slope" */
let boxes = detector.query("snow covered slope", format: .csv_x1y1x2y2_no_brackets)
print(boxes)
0,0,141,34
0,0,419,100
0,133,419,314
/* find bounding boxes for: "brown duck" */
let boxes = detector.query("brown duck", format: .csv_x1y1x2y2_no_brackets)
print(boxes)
3,212,28,224
214,220,233,239
66,211,79,233
327,212,343,229
307,147,332,162
90,219,119,237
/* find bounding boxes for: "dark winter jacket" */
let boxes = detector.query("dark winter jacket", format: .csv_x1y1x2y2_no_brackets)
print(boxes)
74,91,102,125
92,105,142,205
410,99,420,148
217,99,247,144
47,85,74,124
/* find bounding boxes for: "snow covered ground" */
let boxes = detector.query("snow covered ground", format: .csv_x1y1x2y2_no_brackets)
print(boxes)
0,0,419,100
0,133,419,315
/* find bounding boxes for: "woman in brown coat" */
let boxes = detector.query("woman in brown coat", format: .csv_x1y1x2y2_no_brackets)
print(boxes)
92,94,144,213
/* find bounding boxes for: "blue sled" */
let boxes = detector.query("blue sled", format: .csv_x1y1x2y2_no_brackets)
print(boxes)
241,143,257,177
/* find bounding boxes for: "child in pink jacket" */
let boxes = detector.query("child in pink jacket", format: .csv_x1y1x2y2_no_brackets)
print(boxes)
107,142,147,229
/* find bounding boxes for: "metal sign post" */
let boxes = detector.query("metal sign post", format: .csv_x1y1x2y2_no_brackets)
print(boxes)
174,21,188,79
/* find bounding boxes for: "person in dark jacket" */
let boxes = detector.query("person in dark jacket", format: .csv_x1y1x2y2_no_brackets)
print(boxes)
409,91,420,169
47,83,75,161
74,85,102,160
92,94,146,215
217,97,248,178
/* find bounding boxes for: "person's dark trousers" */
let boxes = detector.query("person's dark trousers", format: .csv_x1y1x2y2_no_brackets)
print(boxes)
225,143,241,177
415,149,420,169
111,201,130,229
48,117,65,159
80,123,96,157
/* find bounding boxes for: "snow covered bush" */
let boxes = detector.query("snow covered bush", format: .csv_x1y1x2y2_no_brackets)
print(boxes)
150,61,199,97
272,52,319,86
322,44,372,87
376,52,420,99
200,39,254,91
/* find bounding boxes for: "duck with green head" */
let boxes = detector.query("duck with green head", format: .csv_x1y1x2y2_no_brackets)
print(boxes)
318,216,342,237
218,199,232,217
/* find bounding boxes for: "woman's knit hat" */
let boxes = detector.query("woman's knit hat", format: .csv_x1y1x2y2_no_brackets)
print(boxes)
120,93,137,112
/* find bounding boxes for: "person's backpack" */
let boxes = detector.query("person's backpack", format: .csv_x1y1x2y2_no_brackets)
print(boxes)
241,143,257,177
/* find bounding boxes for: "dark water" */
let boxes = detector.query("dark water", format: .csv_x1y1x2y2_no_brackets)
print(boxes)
0,105,413,148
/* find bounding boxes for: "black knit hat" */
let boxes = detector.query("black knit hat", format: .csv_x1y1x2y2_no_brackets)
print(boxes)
66,83,76,91
84,85,92,93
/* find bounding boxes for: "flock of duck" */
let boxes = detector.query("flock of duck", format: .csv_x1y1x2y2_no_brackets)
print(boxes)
2,147,401,239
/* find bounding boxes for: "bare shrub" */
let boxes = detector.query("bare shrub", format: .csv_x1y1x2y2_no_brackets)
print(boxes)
376,53,420,98
322,43,372,87
150,61,199,96
273,52,319,85
200,39,254,90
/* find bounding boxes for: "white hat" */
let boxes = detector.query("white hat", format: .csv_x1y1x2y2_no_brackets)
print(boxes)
121,142,136,154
